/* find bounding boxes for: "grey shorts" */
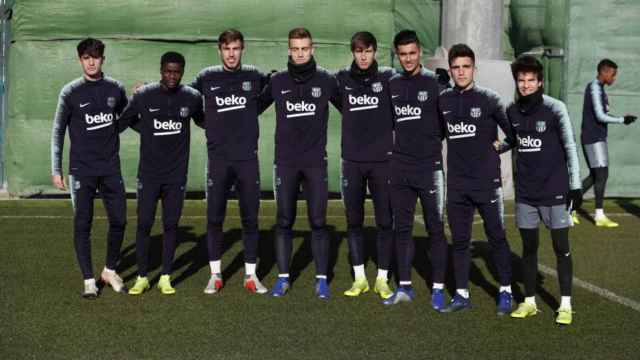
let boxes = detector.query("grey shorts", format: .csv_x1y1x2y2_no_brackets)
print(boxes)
583,141,608,168
516,202,572,229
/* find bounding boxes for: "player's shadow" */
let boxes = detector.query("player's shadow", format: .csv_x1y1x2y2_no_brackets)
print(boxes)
118,225,204,285
470,240,559,309
615,198,640,219
412,235,456,294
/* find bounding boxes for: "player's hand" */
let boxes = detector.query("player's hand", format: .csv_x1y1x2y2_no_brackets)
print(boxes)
623,115,637,125
435,68,450,87
52,174,66,190
493,140,501,152
566,189,582,211
132,81,146,93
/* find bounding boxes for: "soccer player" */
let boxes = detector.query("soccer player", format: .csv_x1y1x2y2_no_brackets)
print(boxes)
382,30,447,308
500,55,581,325
439,44,514,315
333,32,395,299
191,29,270,294
576,59,637,227
119,52,203,295
51,38,128,299
259,27,338,299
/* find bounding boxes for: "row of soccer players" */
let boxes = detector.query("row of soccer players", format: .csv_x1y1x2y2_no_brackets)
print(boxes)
50,27,635,326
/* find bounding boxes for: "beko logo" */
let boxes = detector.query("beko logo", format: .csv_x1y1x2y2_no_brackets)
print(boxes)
394,105,421,122
215,95,247,113
285,100,316,118
518,136,542,152
348,94,379,112
447,122,477,139
85,113,113,131
153,119,182,136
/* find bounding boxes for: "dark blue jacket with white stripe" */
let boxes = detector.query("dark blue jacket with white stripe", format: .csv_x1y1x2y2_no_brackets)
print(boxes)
259,66,338,167
119,83,203,184
440,85,513,191
388,67,443,171
506,94,581,206
581,79,623,145
191,65,269,161
334,66,395,163
51,75,127,177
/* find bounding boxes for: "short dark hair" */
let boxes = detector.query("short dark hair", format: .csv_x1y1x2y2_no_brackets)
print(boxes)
218,29,244,49
161,51,185,68
393,30,420,49
351,31,377,52
511,55,544,81
288,27,312,42
597,58,618,73
448,43,475,66
77,38,105,58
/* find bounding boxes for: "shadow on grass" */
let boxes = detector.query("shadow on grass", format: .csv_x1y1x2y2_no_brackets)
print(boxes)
615,198,640,219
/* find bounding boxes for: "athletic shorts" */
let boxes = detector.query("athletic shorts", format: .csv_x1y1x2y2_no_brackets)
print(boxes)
583,141,608,168
516,202,572,229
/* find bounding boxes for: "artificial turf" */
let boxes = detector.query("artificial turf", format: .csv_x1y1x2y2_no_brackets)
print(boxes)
1,199,639,359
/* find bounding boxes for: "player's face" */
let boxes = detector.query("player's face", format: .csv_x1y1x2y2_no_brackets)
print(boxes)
395,43,421,75
353,46,376,71
219,40,243,71
288,38,314,65
79,54,104,79
516,72,542,96
450,56,475,89
600,67,617,86
160,62,184,89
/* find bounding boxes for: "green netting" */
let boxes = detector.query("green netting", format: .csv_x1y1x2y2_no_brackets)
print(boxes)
11,0,395,46
565,0,640,197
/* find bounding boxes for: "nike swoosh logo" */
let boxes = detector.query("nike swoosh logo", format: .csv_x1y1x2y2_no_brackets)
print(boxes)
392,95,400,99
513,123,520,127
149,108,160,112
210,86,221,91
345,86,353,90
443,111,451,114
281,90,292,94
429,189,437,194
79,103,90,108
491,198,498,204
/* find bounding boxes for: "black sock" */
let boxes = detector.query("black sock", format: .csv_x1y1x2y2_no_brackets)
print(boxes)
551,228,572,297
519,228,539,297
593,167,609,210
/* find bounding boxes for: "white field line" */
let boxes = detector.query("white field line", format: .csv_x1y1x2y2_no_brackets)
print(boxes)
413,217,640,313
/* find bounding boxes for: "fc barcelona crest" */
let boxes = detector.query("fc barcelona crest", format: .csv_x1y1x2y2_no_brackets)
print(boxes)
417,91,428,102
107,96,116,108
372,82,383,93
311,87,322,98
536,120,546,133
470,107,482,118
180,106,190,118
242,81,252,92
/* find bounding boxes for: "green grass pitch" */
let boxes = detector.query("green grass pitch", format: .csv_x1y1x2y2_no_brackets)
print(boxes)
1,199,639,359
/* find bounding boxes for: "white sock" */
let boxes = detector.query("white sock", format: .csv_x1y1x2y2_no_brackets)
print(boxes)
316,275,327,280
353,265,366,280
245,262,256,276
595,208,605,219
560,296,572,309
456,289,469,298
376,269,388,280
209,260,221,274
524,296,537,306
399,281,412,287
278,273,289,279
433,283,444,290
499,285,512,294
84,278,96,286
